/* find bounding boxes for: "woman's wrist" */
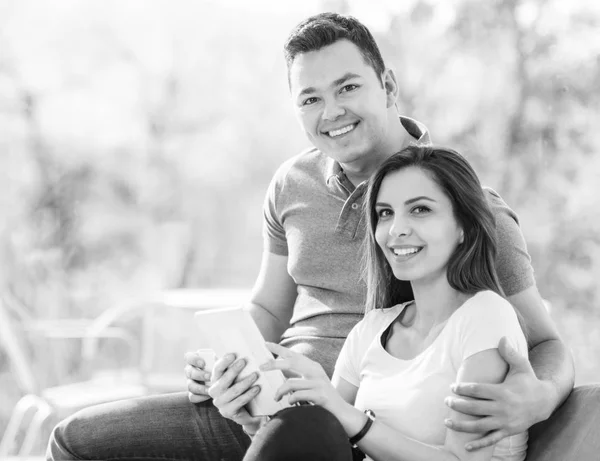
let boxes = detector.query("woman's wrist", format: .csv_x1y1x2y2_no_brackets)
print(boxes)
242,424,258,438
241,416,269,438
336,402,370,439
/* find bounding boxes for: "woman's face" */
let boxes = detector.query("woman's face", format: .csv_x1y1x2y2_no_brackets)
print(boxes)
374,167,464,284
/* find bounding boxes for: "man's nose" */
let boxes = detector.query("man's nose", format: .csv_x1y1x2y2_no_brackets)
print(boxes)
322,98,345,121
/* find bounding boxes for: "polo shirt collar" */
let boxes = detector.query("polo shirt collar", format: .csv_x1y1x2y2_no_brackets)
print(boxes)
325,157,343,185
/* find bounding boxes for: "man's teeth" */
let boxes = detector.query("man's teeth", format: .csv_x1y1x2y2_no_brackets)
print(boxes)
392,247,421,256
328,124,355,137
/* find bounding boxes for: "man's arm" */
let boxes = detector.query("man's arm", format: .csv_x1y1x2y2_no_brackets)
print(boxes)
508,285,574,409
446,189,574,449
446,284,575,450
246,250,298,342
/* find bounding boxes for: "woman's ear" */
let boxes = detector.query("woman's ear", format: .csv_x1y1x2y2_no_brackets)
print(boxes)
458,229,464,244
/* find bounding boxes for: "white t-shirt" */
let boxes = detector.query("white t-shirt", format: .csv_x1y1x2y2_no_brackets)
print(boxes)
333,290,528,461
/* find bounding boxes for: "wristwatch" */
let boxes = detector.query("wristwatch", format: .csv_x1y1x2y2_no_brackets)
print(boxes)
349,409,376,447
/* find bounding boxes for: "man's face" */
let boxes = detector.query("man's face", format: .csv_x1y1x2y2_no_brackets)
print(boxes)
289,39,392,166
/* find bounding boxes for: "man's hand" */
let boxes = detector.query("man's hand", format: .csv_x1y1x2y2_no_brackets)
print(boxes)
445,336,554,451
184,350,214,404
208,353,265,434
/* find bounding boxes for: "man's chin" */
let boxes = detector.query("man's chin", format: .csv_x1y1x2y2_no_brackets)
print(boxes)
315,141,359,160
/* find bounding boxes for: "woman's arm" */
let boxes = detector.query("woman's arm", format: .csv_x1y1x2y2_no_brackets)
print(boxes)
334,349,508,461
448,286,574,450
266,343,509,461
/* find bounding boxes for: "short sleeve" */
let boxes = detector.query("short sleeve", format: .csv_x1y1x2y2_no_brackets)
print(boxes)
455,291,528,363
262,167,288,256
485,188,535,296
333,320,364,387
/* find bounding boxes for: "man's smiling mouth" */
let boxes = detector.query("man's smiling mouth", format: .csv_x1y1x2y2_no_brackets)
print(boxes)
327,123,357,138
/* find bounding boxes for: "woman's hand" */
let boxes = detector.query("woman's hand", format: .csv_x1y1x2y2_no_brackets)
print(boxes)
260,342,349,417
184,350,213,404
207,353,265,434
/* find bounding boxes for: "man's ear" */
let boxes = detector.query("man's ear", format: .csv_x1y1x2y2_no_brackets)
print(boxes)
382,68,399,108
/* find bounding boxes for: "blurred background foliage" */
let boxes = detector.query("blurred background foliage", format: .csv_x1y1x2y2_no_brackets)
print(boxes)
0,0,599,440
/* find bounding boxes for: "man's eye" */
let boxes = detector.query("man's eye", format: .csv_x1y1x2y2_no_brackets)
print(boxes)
340,84,358,93
303,97,319,106
412,206,431,215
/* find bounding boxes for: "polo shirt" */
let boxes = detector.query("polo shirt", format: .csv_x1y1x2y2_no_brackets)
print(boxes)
262,116,534,376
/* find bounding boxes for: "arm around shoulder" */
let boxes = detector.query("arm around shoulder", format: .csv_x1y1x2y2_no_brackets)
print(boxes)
486,190,574,414
507,286,575,417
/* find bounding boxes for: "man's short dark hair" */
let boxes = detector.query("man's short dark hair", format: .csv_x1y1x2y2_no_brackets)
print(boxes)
284,12,386,84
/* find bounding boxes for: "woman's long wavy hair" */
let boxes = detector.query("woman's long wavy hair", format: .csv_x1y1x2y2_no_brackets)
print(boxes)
363,145,504,312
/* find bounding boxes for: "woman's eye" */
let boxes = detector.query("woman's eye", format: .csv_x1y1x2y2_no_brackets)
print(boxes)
340,84,358,93
377,209,392,218
411,206,431,215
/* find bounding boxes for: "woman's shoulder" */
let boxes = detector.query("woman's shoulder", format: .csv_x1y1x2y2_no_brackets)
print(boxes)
452,290,516,324
366,302,409,320
358,302,409,333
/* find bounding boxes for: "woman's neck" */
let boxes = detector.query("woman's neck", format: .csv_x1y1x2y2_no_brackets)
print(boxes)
407,276,472,333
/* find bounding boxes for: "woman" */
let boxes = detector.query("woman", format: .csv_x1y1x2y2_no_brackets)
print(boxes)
243,145,528,461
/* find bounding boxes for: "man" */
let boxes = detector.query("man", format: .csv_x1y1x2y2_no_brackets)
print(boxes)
48,12,574,461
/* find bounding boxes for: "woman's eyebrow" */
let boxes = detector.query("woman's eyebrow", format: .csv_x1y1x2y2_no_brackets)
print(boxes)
405,196,436,205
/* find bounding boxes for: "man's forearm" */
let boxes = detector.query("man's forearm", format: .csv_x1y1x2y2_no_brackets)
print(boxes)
247,302,288,343
529,338,575,418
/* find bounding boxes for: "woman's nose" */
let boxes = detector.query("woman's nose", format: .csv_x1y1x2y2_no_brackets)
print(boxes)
389,216,411,237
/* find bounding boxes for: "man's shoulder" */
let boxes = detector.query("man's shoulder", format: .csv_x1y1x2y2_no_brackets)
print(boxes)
483,187,519,221
271,146,328,184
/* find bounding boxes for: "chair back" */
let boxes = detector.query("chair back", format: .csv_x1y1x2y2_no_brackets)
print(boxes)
527,384,600,460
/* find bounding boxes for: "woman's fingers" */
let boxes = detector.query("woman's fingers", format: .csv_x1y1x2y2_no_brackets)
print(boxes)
184,351,206,369
213,373,262,423
211,353,239,383
273,378,311,401
184,364,211,383
212,371,259,407
265,342,294,357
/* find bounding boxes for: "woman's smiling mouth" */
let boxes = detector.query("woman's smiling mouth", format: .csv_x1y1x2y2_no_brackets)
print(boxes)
390,246,423,260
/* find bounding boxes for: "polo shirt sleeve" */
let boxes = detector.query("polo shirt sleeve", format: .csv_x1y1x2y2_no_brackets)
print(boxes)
485,188,535,296
262,166,288,256
454,291,528,365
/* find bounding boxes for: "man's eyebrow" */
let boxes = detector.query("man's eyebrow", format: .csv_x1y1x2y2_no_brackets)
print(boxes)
298,86,317,98
332,72,362,88
297,72,362,98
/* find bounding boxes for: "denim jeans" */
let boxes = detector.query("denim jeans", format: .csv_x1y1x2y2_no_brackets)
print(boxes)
46,392,251,461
